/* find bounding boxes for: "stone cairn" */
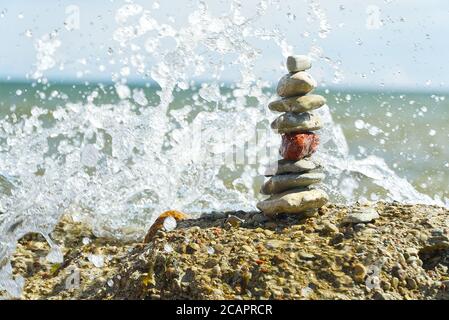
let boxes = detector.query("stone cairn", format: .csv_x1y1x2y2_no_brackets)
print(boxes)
257,55,329,217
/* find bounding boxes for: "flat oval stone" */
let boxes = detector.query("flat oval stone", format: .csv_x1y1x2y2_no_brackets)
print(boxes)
257,188,329,216
280,132,319,160
342,208,380,224
268,95,326,113
264,158,322,176
276,72,316,98
261,172,325,195
271,112,322,134
286,55,312,73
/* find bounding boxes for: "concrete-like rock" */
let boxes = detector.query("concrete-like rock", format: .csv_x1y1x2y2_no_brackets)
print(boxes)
286,55,312,73
280,132,319,161
15,203,449,300
257,188,329,216
277,72,317,97
343,207,380,224
269,94,326,113
271,112,322,134
264,158,322,176
261,172,325,195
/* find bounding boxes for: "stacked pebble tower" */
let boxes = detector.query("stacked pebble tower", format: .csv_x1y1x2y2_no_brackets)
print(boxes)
257,55,329,217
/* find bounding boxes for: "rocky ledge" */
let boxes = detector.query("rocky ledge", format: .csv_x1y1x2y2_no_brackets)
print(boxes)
12,202,449,300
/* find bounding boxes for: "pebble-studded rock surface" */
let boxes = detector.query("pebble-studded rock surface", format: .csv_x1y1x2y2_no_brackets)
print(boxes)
11,202,449,300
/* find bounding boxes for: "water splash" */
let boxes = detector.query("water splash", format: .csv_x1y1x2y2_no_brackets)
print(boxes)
0,0,446,298
315,105,446,205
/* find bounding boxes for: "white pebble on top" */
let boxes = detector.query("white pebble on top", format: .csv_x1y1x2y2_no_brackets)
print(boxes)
286,55,312,73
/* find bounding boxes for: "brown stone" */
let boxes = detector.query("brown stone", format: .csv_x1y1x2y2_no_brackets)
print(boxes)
280,132,320,161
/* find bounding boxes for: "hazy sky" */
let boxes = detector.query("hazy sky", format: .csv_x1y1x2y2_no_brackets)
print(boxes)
0,0,448,91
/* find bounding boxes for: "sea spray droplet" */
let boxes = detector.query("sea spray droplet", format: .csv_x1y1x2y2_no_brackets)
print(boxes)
132,89,148,106
163,216,177,232
88,254,104,268
46,246,64,264
115,83,131,99
355,119,365,129
199,83,221,102
81,144,99,167
301,286,313,298
163,243,173,253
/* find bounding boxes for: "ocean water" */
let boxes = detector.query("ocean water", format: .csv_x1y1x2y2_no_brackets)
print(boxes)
1,81,447,202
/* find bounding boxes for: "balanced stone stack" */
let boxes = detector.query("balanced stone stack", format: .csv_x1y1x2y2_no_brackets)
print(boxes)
257,55,329,217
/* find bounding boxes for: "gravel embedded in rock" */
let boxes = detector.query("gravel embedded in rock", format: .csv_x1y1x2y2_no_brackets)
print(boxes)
343,207,380,224
12,203,449,300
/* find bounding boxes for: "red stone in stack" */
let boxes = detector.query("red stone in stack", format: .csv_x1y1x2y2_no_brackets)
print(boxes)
279,132,320,161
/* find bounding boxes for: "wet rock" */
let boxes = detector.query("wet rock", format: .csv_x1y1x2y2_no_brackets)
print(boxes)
257,188,329,217
354,223,366,232
392,266,406,280
391,277,400,289
286,55,312,73
225,215,245,228
373,291,395,300
205,258,219,268
186,243,200,253
271,112,322,134
322,221,339,234
211,265,222,277
425,229,449,249
252,214,269,224
280,132,320,161
405,248,419,257
298,251,316,261
269,94,326,113
330,232,345,245
406,277,418,290
264,158,322,176
277,72,317,97
12,203,449,300
343,207,379,224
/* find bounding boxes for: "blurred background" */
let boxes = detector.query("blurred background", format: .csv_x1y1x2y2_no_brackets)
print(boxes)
1,0,449,90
